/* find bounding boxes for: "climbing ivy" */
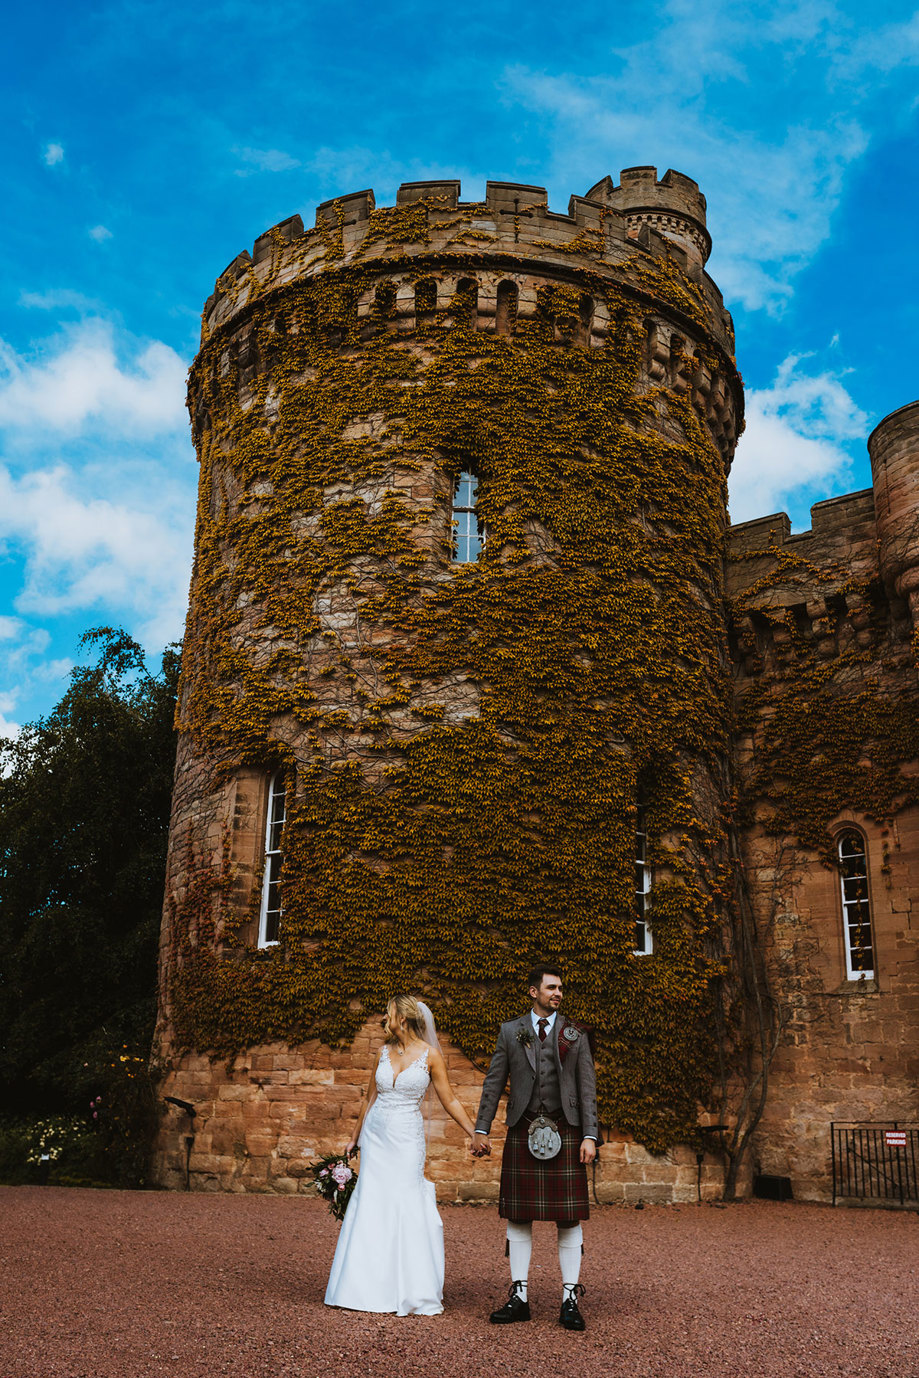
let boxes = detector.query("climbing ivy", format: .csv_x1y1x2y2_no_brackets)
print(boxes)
729,543,919,855
170,200,740,1153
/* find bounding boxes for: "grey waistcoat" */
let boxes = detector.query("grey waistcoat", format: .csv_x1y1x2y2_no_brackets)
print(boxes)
526,1021,562,1116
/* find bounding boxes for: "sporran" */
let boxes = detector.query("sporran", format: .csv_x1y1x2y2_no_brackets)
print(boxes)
527,1112,562,1161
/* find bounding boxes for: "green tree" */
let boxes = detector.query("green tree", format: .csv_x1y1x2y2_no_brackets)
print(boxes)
0,628,179,1124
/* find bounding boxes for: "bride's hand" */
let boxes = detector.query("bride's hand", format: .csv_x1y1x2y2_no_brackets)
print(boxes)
345,1139,358,1158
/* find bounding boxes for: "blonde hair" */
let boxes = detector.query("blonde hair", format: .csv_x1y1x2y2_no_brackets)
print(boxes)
383,994,428,1044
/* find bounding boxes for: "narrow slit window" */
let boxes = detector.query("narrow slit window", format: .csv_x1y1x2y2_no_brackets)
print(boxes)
415,277,437,327
838,832,875,979
258,772,286,947
451,471,485,563
578,294,594,345
374,281,396,321
495,281,518,336
634,806,652,955
454,278,478,329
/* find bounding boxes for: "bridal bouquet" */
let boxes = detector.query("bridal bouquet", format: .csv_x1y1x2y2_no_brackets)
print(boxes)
310,1152,357,1221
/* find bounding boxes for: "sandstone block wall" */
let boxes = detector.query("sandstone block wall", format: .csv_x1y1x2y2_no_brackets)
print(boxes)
153,1019,728,1204
727,481,919,1201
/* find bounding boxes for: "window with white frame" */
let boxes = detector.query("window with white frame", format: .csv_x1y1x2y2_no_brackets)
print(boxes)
838,831,875,979
634,805,652,955
258,772,286,947
451,471,485,563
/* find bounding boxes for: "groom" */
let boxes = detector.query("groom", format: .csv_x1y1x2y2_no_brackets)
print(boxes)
473,965,598,1332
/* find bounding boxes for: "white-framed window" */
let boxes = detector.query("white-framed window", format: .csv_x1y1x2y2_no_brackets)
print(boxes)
838,831,875,979
634,805,652,955
258,772,286,947
451,471,485,563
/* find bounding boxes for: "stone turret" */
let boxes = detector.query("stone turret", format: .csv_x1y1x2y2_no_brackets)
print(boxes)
868,400,919,623
585,166,711,272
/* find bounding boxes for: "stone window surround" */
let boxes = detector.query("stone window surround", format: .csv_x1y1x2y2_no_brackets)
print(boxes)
835,826,876,983
258,771,287,948
634,803,652,956
451,470,486,563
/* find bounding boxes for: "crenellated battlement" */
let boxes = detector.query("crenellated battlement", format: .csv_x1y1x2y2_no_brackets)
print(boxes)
725,490,915,678
585,166,711,267
201,171,734,359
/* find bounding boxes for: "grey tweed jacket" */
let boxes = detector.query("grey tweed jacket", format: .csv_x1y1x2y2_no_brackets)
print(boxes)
474,1013,598,1139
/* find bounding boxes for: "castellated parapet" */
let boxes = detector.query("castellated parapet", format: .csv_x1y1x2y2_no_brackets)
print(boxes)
198,171,739,459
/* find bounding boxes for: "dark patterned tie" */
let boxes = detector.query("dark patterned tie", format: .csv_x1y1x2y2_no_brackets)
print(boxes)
537,1018,548,1042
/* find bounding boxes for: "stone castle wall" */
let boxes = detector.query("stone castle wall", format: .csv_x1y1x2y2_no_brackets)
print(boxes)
153,167,919,1206
727,454,919,1200
154,1023,729,1204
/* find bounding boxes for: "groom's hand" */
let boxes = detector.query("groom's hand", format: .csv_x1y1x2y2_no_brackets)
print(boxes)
472,1132,492,1157
579,1138,597,1165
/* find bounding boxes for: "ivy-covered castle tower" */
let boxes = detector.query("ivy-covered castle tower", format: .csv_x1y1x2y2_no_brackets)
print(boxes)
154,168,919,1204
153,167,745,1197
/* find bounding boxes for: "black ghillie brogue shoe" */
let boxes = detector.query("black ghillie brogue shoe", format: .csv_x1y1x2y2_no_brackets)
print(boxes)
489,1281,531,1324
559,1283,586,1331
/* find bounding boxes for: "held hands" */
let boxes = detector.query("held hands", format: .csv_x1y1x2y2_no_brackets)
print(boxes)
471,1133,492,1158
579,1138,597,1165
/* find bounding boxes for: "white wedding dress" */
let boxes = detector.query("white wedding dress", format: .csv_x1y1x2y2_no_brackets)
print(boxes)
324,1044,445,1315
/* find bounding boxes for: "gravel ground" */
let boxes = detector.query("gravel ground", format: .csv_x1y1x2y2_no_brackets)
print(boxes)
1,1187,917,1378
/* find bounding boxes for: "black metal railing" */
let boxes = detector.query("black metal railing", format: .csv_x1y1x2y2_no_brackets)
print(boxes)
831,1122,919,1205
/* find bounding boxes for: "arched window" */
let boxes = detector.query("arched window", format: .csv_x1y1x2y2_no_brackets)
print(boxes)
258,772,287,947
495,281,518,336
451,471,485,563
415,277,437,327
634,805,652,955
838,831,875,979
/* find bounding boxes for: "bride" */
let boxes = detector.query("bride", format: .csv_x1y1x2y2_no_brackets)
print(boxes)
324,994,481,1316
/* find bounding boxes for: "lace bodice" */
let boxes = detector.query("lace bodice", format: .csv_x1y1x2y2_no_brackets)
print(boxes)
375,1044,431,1108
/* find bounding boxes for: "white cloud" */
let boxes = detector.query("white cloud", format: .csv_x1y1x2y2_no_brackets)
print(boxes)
0,319,188,436
728,354,868,523
43,142,64,167
19,289,103,313
0,697,21,742
0,318,196,688
88,225,113,243
0,619,73,740
234,145,301,176
499,0,918,313
0,463,194,648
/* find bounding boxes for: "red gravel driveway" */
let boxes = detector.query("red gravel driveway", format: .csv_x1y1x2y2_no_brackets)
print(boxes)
1,1187,916,1378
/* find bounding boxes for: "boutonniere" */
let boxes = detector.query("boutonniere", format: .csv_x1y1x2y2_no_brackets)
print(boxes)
516,1027,535,1048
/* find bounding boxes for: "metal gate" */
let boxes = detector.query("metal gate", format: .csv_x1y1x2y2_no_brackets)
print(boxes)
831,1122,919,1205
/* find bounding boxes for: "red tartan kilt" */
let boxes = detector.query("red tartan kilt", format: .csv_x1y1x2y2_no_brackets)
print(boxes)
499,1116,590,1222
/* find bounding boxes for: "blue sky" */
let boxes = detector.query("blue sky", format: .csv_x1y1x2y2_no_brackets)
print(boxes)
2,0,919,732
